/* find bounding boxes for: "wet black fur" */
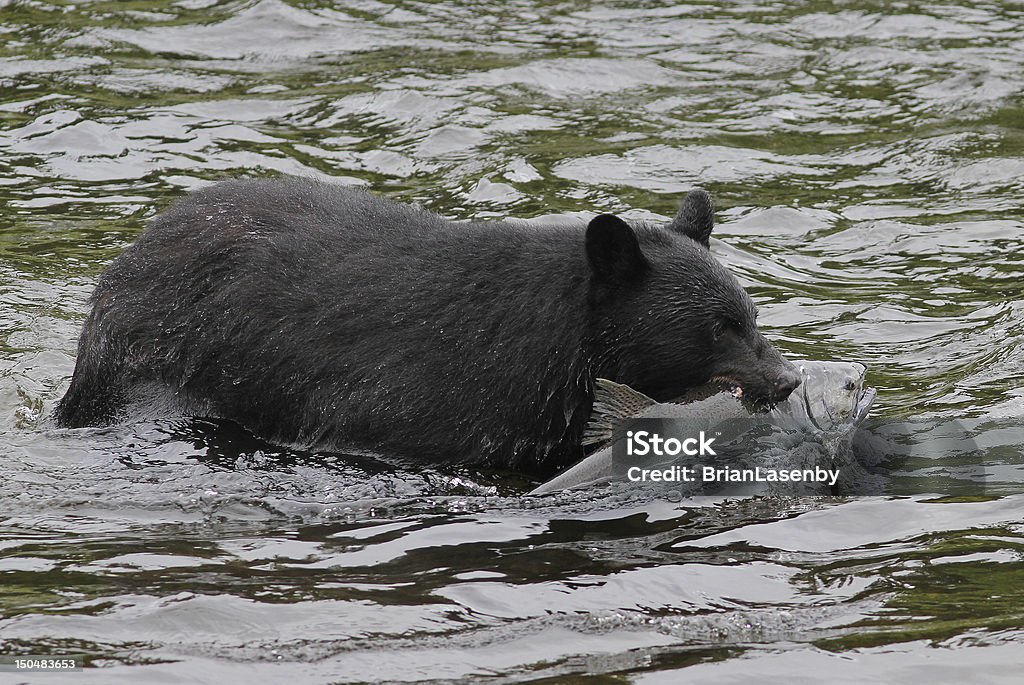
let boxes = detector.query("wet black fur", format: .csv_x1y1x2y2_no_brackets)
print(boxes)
55,178,798,475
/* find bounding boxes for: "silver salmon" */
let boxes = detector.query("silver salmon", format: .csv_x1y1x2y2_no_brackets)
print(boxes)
530,360,876,495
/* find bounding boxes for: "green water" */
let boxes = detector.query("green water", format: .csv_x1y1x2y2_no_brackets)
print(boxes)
1,1,1023,682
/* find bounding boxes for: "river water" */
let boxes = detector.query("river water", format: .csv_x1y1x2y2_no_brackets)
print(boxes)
1,1,1023,683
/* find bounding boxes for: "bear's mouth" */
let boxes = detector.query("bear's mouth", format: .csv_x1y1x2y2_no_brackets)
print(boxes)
711,375,744,399
708,375,775,410
671,376,763,409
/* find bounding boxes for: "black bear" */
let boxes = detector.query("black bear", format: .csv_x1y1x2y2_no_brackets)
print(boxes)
55,178,800,475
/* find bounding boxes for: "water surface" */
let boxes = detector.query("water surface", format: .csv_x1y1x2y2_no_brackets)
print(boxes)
1,1,1023,682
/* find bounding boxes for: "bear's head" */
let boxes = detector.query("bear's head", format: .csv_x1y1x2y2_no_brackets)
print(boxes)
585,189,801,406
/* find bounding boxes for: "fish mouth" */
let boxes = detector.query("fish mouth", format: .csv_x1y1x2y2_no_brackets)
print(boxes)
852,387,877,425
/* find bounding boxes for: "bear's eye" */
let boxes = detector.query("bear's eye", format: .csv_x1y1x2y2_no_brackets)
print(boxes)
713,319,741,340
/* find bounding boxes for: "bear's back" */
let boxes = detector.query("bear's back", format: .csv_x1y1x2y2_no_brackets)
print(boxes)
142,177,447,246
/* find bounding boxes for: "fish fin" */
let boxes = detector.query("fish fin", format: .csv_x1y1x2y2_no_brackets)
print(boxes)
583,378,657,446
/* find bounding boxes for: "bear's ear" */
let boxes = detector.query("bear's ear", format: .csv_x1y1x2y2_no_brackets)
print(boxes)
668,188,714,248
585,214,647,281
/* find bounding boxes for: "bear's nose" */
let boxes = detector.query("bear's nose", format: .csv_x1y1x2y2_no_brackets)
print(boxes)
771,370,802,403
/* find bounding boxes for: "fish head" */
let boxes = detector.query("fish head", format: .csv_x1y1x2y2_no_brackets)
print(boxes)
785,361,875,429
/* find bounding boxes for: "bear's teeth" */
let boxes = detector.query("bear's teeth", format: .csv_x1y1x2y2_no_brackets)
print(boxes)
730,385,744,399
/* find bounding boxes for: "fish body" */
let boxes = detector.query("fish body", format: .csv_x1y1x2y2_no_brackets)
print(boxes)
530,360,875,495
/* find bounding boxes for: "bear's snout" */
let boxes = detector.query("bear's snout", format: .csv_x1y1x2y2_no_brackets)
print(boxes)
769,365,802,403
